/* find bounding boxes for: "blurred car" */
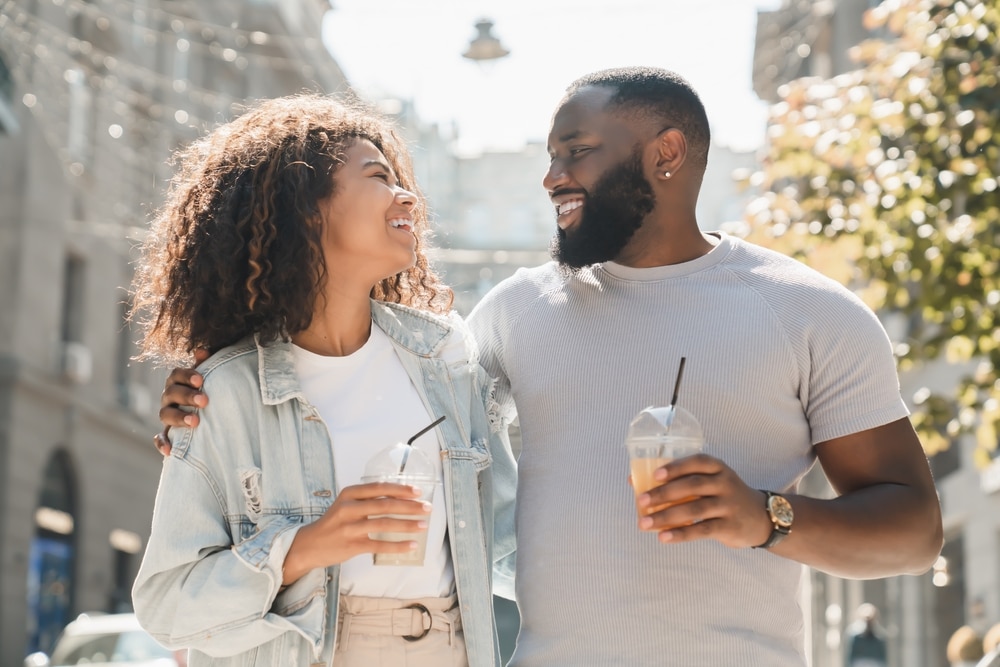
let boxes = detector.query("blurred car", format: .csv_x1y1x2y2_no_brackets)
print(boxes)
24,612,181,667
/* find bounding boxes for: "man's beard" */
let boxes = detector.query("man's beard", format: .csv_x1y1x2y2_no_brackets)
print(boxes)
550,150,656,270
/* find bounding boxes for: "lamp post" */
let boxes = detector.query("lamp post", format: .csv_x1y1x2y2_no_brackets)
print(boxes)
462,18,510,62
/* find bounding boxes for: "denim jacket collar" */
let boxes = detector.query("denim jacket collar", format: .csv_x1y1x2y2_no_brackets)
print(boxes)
257,300,453,406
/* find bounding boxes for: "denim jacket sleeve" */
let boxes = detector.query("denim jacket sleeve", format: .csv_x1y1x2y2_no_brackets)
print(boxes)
132,448,325,658
439,312,517,601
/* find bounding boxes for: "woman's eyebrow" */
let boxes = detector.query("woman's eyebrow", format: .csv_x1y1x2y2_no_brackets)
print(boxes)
362,159,398,179
363,159,393,171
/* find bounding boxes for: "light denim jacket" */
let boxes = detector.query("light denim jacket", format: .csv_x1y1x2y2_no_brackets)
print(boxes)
133,302,517,667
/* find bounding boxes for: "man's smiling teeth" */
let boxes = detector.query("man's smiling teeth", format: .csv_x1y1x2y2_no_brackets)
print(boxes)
557,200,583,216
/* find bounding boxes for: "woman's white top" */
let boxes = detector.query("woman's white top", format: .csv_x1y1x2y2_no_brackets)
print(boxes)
291,323,453,598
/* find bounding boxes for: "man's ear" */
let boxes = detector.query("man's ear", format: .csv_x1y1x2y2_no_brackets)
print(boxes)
651,128,688,182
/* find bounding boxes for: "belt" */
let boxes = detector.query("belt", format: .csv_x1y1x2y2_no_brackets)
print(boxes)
338,595,461,643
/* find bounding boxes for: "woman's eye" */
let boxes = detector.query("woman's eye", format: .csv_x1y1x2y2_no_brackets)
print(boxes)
373,172,390,181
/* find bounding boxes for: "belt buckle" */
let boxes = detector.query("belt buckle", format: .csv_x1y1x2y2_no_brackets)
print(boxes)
402,603,432,641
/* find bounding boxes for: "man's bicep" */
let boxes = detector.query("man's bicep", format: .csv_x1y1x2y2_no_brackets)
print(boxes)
814,417,935,496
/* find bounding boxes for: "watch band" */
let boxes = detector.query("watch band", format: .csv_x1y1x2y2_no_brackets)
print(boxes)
756,522,790,549
753,490,792,549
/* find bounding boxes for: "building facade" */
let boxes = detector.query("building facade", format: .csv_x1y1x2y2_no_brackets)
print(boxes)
0,1,347,663
429,141,554,315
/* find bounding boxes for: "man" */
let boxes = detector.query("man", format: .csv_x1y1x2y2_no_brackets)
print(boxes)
843,603,887,667
156,67,943,666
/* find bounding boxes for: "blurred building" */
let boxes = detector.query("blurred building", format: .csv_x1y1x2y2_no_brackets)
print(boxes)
430,142,553,315
753,2,1000,666
699,143,760,237
753,0,875,105
0,1,347,663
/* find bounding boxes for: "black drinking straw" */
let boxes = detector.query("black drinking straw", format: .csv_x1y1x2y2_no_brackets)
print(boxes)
399,415,447,473
670,357,687,409
666,357,687,432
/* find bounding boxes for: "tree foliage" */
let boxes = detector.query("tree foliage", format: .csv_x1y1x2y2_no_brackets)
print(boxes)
746,0,1000,462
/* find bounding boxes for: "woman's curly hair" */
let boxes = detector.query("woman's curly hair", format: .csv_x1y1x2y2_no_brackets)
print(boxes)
131,94,453,366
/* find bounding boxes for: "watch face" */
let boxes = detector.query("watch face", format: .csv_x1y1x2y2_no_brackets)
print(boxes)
768,495,794,528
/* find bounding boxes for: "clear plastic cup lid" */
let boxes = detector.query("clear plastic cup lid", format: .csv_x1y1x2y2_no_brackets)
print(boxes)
626,405,703,443
363,443,437,480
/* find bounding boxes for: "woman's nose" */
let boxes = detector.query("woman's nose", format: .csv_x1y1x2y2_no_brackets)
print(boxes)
395,186,417,208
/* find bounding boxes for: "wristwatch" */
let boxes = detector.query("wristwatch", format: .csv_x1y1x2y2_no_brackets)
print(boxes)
754,490,794,549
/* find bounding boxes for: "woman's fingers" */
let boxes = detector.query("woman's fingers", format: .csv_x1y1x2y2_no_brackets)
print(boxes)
364,515,428,535
345,497,432,522
338,482,427,502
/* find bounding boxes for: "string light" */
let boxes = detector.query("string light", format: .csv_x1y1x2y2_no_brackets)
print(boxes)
4,3,240,115
0,0,350,246
0,21,209,137
46,0,338,75
85,0,329,52
4,0,346,123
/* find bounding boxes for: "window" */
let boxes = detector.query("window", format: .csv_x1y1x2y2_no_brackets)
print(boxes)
116,300,131,407
0,53,12,104
27,450,78,655
109,548,133,612
114,298,151,415
60,255,91,384
0,52,16,134
60,255,87,345
67,69,93,167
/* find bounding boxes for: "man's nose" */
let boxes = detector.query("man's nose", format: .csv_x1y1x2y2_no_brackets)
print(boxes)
543,159,570,193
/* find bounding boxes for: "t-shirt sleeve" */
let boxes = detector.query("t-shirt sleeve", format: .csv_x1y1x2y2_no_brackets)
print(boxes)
799,287,910,445
437,311,479,366
468,285,517,430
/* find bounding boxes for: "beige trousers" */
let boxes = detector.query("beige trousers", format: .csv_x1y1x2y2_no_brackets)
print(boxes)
332,594,468,667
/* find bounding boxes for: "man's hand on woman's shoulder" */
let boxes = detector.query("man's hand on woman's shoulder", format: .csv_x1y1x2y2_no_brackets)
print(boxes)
154,348,211,456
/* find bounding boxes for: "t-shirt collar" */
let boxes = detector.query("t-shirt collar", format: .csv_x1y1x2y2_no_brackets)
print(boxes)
600,231,730,281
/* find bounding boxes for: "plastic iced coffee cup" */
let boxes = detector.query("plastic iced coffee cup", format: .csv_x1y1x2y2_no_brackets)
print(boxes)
624,405,704,524
362,443,439,566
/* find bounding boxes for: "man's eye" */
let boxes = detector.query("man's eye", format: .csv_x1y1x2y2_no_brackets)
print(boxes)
569,147,591,157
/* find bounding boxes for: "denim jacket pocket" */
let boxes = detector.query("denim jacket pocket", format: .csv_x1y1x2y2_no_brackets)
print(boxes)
447,442,492,470
235,517,259,543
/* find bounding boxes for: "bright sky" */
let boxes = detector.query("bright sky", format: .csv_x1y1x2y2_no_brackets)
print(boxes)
322,0,781,156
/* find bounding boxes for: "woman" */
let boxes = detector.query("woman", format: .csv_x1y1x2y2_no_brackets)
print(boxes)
130,94,516,667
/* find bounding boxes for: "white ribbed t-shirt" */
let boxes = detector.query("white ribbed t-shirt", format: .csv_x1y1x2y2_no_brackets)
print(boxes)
468,233,908,667
291,323,454,599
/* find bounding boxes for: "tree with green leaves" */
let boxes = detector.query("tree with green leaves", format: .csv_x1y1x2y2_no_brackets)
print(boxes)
746,0,999,462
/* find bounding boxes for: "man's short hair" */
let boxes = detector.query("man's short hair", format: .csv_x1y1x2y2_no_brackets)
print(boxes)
565,66,711,169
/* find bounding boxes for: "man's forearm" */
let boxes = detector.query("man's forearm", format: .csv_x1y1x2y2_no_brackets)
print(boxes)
768,483,943,579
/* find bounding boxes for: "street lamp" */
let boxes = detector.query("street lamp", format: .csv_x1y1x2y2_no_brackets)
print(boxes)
462,18,510,62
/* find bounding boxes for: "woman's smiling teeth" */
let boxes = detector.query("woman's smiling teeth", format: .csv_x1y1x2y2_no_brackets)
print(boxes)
389,217,412,231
